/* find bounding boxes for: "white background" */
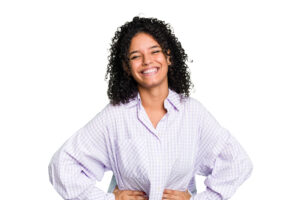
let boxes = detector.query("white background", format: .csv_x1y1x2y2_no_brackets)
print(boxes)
0,0,299,199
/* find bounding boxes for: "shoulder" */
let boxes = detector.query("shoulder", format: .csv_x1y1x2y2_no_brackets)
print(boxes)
81,102,130,136
93,102,129,122
181,95,207,114
181,96,222,128
168,89,205,113
92,97,138,125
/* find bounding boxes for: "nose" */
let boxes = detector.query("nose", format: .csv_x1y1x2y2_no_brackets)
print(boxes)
142,53,152,66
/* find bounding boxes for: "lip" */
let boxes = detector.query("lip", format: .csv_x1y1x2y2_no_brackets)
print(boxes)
140,67,160,76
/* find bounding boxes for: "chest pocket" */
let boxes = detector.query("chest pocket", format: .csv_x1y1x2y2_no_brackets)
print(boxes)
115,137,150,187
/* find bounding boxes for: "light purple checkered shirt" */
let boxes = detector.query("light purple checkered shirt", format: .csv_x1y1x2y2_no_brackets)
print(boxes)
48,89,252,200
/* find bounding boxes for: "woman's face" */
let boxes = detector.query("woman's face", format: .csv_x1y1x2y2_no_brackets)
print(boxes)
127,32,171,90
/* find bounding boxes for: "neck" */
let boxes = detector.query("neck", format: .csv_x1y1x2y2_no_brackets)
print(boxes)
138,85,169,111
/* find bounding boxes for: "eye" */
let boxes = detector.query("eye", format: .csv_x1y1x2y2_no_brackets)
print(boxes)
152,50,161,54
130,55,140,60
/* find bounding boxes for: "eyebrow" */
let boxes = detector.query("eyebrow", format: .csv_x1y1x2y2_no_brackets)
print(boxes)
129,45,161,56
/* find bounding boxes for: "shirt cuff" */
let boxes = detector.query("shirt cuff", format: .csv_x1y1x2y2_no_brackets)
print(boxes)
77,186,116,200
106,192,115,200
190,189,222,200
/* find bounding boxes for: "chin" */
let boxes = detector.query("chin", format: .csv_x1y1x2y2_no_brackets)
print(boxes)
139,80,168,89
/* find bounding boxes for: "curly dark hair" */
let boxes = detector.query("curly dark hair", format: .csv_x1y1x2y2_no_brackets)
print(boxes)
105,16,193,105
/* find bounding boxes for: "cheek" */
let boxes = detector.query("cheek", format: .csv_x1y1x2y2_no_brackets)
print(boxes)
129,60,141,70
128,65,141,79
157,56,169,66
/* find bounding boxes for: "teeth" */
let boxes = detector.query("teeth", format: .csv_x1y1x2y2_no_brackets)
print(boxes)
142,68,157,74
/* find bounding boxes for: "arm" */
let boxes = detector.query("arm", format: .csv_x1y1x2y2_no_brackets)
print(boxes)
48,113,115,200
192,105,253,200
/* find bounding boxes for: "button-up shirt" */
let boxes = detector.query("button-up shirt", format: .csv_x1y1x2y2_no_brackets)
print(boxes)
48,89,253,200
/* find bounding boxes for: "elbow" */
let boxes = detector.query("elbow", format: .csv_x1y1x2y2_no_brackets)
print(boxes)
48,151,72,199
48,157,55,185
246,155,254,178
240,152,253,183
48,151,63,189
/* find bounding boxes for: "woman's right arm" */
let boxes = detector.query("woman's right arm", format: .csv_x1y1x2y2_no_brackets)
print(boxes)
48,112,115,200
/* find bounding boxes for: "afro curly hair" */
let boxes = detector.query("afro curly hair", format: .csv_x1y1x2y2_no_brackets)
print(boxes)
105,16,193,105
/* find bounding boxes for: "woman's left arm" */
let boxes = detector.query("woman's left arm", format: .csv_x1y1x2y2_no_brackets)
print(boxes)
162,134,253,200
191,105,253,200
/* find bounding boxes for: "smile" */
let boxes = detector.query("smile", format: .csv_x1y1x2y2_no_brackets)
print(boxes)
141,67,159,76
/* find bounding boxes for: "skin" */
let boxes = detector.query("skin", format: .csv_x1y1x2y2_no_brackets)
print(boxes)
114,33,191,200
113,186,148,200
162,189,191,200
127,32,170,91
113,186,191,200
127,32,170,128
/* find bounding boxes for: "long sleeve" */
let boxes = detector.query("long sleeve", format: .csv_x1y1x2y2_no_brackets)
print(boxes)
48,113,115,200
192,105,253,200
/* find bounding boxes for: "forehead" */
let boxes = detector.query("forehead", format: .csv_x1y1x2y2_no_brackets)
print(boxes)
129,32,161,49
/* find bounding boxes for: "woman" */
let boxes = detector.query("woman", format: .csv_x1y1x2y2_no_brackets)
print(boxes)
49,16,253,200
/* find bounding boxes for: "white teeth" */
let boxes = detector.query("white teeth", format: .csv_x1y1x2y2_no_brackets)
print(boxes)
142,68,157,74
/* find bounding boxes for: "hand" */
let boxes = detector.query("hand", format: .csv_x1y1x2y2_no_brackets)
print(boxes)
162,189,191,200
113,185,148,200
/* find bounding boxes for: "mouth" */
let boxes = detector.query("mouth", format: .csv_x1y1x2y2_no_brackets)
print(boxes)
140,67,159,76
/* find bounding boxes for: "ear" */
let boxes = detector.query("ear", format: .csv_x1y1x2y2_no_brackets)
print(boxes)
166,49,171,66
122,61,131,76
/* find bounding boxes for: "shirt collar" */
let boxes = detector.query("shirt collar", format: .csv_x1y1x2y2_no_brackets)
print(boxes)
124,88,184,111
165,89,184,111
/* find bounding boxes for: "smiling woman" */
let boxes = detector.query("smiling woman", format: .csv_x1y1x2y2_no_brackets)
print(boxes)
105,16,192,106
128,33,171,91
48,16,253,200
